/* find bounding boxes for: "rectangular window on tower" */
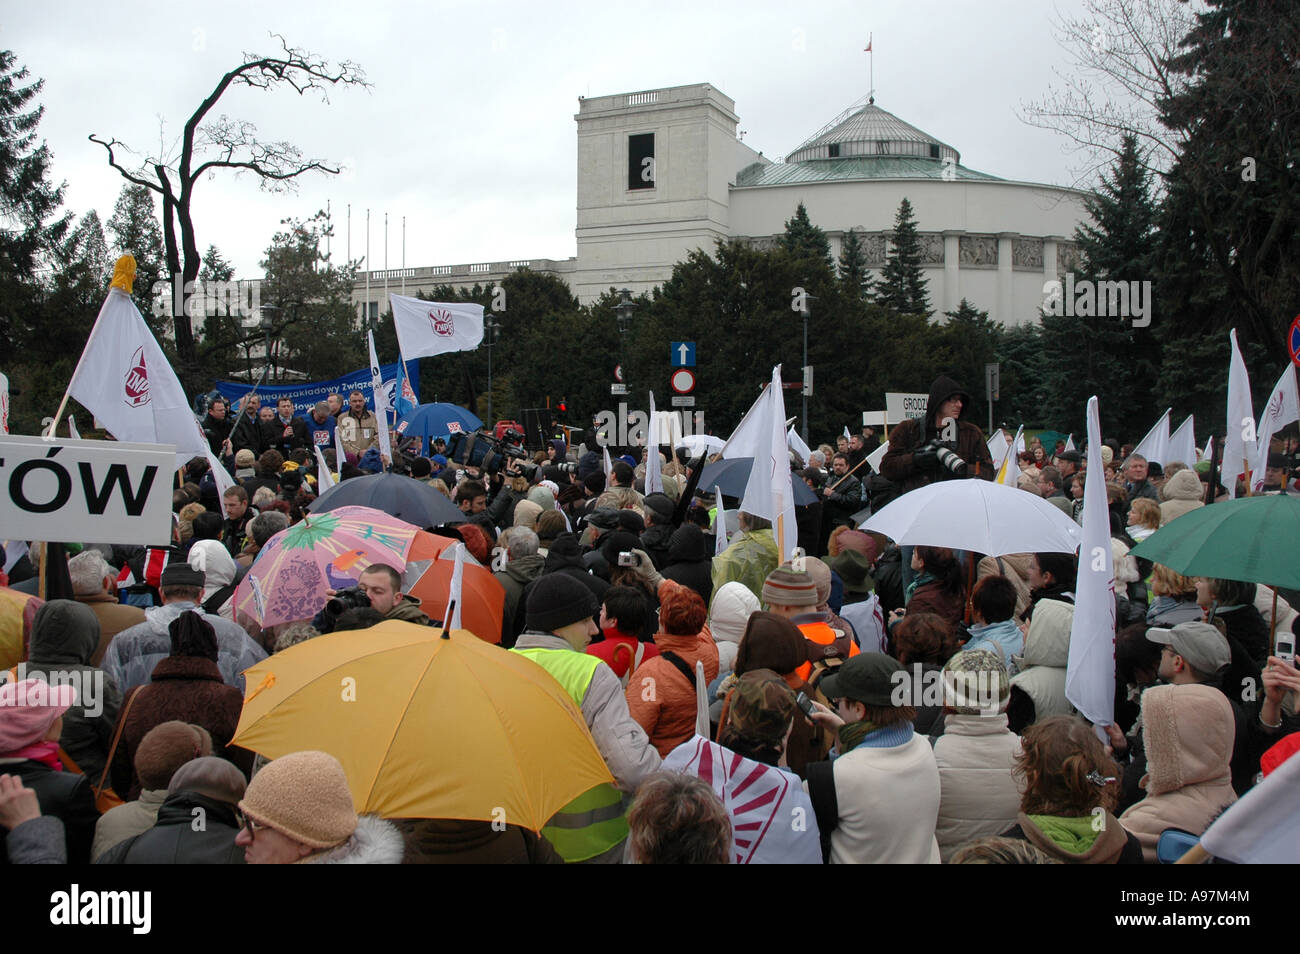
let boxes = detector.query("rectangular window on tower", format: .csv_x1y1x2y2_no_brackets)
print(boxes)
628,133,655,191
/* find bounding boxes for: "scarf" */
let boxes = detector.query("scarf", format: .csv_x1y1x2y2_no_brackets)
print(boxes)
837,719,880,753
1027,814,1102,855
8,741,62,770
903,570,937,606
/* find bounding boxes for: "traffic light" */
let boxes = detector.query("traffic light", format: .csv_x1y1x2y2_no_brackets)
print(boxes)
558,398,567,413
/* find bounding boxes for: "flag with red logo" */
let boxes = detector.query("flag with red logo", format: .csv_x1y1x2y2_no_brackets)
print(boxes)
389,293,484,360
67,287,208,463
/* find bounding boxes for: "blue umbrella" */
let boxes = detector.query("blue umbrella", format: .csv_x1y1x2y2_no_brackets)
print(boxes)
308,473,466,528
697,457,819,505
395,403,483,443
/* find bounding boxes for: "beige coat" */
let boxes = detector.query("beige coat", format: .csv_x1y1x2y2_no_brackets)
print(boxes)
1119,684,1237,862
1159,469,1205,525
976,553,1033,620
933,713,1024,862
91,787,166,861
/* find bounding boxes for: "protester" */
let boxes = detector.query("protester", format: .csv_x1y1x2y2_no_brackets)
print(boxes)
236,751,404,864
707,580,759,675
338,390,380,460
587,584,660,684
711,511,781,603
803,653,943,864
493,528,545,647
1007,598,1075,733
626,580,719,756
660,523,712,607
101,564,267,692
963,575,1023,671
1002,716,1143,864
68,551,146,665
625,772,731,864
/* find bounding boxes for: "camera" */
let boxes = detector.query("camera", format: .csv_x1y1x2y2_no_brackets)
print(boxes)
617,551,641,567
326,586,371,616
552,460,578,476
446,428,534,477
918,441,967,477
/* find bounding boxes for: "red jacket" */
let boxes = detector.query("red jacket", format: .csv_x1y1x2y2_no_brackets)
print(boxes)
586,626,659,680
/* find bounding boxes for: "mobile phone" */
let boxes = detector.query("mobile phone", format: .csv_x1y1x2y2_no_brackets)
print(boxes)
617,551,640,567
796,691,816,718
1276,633,1296,664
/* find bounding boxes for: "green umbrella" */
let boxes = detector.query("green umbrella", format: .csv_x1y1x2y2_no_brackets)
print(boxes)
1129,494,1300,590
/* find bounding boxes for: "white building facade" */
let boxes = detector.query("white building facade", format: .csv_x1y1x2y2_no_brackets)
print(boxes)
353,83,1090,327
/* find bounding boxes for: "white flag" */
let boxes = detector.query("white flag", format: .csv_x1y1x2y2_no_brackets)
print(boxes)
1202,435,1213,463
1222,329,1256,499
389,293,484,360
1168,415,1197,469
335,408,347,468
986,429,1009,467
1252,365,1300,492
714,484,729,557
67,415,79,439
205,449,235,499
603,445,612,483
1065,434,1076,452
997,425,1025,486
67,286,209,465
1066,395,1116,733
736,367,797,562
1200,743,1300,864
3,539,27,574
0,371,9,434
787,426,812,466
367,330,393,466
645,391,663,495
447,541,466,629
1131,408,1171,466
315,444,336,491
842,425,850,440
866,440,889,474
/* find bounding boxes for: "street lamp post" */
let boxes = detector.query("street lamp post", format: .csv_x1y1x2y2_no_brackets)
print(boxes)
799,294,815,445
484,315,499,425
613,288,636,392
257,304,278,384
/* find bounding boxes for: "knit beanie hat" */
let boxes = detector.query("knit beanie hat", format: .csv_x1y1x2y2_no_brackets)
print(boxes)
239,750,358,850
410,457,433,478
942,649,1010,715
601,531,642,567
525,573,598,633
708,582,759,645
803,557,833,605
169,611,219,661
657,579,706,636
235,449,256,468
762,564,819,608
135,721,213,790
583,473,606,496
0,679,76,753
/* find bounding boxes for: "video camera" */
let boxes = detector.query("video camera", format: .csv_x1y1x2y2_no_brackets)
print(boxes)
446,428,535,478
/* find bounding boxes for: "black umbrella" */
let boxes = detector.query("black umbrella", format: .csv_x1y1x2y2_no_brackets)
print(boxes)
308,473,465,528
696,457,818,505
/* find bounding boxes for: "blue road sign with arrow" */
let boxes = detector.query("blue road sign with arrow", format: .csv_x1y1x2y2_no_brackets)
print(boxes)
670,341,696,367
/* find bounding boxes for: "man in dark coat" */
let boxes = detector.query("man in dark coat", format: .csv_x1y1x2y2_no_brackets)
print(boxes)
638,493,676,571
880,374,996,496
201,397,234,457
660,524,712,607
228,393,265,457
269,397,311,456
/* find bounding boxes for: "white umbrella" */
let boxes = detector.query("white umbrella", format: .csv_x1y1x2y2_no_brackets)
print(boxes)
677,434,726,456
860,479,1081,555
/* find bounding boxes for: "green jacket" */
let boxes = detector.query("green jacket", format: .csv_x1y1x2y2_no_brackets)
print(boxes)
711,529,781,604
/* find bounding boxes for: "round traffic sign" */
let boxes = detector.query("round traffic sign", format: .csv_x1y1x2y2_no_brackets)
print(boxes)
1290,314,1300,367
614,364,624,383
670,368,696,394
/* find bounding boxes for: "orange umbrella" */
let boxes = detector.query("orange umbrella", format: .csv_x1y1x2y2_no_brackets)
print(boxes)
403,532,505,644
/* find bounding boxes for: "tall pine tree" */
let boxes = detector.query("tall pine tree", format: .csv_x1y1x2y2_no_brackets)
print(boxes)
876,198,930,316
1039,133,1156,436
107,184,165,329
780,202,833,271
837,228,874,302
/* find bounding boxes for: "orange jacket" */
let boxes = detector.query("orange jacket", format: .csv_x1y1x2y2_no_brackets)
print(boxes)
625,629,719,758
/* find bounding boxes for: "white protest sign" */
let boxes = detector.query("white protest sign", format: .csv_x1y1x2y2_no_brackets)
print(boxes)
0,435,175,544
885,392,929,424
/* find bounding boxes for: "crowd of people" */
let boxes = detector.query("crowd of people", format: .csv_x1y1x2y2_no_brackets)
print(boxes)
1,373,1297,865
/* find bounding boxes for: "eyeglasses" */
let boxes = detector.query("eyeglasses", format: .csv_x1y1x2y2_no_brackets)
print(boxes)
237,812,266,841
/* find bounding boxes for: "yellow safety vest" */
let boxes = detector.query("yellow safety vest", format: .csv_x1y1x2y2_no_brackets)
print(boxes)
511,646,629,862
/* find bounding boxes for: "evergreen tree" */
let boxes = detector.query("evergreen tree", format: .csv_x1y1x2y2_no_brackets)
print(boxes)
780,202,833,271
198,244,234,283
837,228,874,302
934,299,999,430
107,184,165,329
1039,133,1156,436
1154,0,1300,419
876,198,930,316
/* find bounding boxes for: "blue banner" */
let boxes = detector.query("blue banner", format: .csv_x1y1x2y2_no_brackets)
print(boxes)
213,360,420,417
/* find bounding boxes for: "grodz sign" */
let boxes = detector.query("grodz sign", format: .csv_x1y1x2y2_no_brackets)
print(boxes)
885,392,929,424
0,435,175,545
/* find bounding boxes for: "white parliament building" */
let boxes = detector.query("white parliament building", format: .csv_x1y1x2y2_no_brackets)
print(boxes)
353,83,1090,327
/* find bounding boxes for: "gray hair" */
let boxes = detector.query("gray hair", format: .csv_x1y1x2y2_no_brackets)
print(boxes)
508,527,539,560
68,550,113,596
249,510,289,547
251,486,276,510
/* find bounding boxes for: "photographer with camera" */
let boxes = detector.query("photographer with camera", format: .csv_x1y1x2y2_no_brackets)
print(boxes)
315,564,431,633
880,375,995,590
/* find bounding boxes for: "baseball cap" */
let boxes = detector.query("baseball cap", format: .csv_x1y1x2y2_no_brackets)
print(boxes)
819,653,903,706
1146,622,1231,674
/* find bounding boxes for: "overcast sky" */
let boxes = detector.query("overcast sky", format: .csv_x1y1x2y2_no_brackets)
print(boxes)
9,0,1104,279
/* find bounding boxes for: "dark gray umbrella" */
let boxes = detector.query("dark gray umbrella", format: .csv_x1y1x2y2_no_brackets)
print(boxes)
308,472,465,527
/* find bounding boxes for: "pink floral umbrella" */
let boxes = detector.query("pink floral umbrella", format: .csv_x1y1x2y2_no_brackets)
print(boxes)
232,506,419,627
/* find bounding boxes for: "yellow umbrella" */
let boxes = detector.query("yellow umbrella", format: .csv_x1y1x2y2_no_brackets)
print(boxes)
232,620,613,831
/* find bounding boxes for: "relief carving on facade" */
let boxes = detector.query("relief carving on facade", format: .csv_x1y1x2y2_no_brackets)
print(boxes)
959,235,997,266
1012,238,1044,269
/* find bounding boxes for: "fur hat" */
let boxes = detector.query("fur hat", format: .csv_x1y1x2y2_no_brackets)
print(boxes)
135,721,214,791
239,750,358,850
